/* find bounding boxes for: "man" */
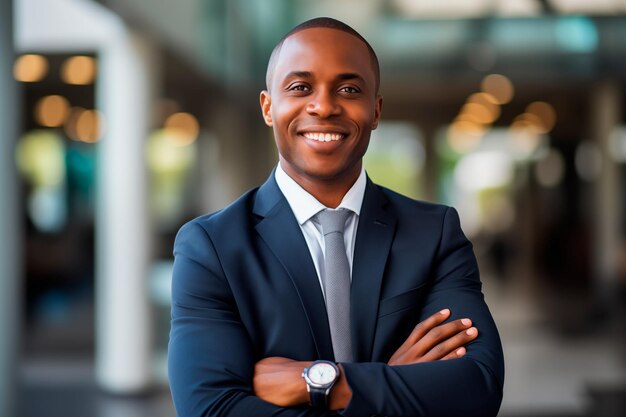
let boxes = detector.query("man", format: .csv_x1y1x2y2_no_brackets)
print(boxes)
169,17,504,417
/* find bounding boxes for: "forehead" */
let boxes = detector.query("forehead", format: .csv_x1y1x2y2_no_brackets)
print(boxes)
272,27,375,85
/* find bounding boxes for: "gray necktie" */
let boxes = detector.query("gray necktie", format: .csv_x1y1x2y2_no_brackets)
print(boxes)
317,209,353,362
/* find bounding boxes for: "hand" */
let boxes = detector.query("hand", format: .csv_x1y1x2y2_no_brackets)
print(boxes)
253,357,311,407
388,309,478,366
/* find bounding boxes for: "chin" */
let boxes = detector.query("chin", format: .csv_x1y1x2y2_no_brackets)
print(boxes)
303,166,353,182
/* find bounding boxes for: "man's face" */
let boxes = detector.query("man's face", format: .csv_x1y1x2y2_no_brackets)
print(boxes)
260,28,382,187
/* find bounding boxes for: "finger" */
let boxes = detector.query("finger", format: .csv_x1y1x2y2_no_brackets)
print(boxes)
408,319,474,358
403,309,451,347
442,347,466,360
390,310,453,364
420,327,478,362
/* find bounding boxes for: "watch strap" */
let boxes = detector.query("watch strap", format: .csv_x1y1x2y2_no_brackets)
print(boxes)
309,386,328,409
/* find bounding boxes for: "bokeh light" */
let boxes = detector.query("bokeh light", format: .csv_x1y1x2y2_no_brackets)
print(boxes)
61,56,97,85
34,95,70,127
509,121,543,156
535,148,565,187
481,73,514,104
467,92,500,112
526,101,557,133
454,150,514,192
575,141,603,181
461,102,499,124
514,112,547,134
75,110,104,143
146,129,197,174
447,121,485,153
13,54,49,82
64,107,85,141
15,130,66,188
163,112,200,146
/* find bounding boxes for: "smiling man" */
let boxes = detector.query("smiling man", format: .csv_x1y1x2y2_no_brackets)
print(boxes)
169,17,504,417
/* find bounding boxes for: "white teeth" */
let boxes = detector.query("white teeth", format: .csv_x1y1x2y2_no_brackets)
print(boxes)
303,132,344,142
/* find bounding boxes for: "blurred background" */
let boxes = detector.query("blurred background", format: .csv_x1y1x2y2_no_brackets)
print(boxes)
1,0,625,416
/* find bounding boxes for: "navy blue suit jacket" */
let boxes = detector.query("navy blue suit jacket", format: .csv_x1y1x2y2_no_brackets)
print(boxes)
168,173,504,417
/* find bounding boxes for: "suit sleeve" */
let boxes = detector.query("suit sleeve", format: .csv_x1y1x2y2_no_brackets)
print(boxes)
168,221,334,417
340,207,505,417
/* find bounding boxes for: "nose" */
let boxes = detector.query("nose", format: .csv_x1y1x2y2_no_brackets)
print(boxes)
305,89,340,118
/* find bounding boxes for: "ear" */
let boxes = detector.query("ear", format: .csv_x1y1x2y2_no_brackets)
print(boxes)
371,94,383,130
260,90,273,126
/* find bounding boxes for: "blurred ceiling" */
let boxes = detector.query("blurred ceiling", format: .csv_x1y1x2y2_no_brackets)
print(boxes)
95,0,626,125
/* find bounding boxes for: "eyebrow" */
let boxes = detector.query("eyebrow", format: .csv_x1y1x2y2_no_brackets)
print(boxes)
284,71,313,81
282,71,366,84
337,73,365,83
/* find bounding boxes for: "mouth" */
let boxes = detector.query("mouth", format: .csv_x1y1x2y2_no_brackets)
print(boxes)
300,131,346,142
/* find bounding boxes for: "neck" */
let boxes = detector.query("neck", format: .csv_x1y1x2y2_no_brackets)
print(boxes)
297,178,353,209
280,163,361,209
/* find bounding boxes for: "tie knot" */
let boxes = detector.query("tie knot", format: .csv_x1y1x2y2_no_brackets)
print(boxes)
317,209,351,236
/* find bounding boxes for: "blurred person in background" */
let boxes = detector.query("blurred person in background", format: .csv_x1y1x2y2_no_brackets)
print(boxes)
168,17,503,417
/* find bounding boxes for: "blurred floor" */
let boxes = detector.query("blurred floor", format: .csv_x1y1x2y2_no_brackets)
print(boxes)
484,274,626,417
19,357,175,417
17,275,626,417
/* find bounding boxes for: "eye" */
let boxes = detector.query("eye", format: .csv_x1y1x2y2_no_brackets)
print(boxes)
287,83,310,92
338,86,360,94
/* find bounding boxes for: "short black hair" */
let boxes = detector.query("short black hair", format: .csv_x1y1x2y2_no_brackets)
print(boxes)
265,17,380,94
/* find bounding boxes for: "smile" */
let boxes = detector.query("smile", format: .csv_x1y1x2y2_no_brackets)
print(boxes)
302,132,346,142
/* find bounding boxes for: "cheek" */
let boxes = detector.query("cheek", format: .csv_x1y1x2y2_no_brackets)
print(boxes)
272,100,300,124
348,103,377,125
269,108,292,143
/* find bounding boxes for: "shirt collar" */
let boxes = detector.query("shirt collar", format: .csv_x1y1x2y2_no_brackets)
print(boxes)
274,163,366,225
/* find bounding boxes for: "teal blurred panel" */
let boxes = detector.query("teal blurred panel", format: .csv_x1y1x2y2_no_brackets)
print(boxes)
197,0,296,85
555,16,598,53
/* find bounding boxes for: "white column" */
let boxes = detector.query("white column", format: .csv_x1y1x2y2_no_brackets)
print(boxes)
0,0,21,415
590,81,623,309
95,31,158,393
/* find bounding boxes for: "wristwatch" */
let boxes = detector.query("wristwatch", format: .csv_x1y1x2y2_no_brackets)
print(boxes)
302,360,340,409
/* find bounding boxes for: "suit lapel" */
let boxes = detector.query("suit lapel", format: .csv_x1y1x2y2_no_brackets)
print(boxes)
351,179,396,362
253,174,334,360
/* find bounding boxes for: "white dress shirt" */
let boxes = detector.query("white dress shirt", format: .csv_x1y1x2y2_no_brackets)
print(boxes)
274,163,366,297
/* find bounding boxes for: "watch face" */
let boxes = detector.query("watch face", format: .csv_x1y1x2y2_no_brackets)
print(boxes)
308,362,337,385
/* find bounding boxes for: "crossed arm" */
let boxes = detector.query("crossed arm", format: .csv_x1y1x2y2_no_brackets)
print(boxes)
169,208,504,417
253,308,479,409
